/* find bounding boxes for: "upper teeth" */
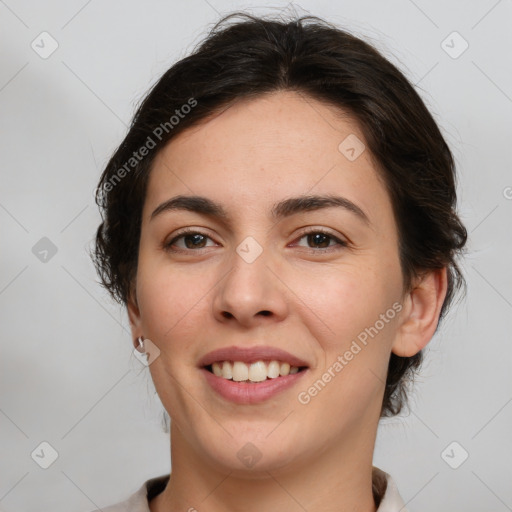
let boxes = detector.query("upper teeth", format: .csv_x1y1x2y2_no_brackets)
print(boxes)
211,361,301,382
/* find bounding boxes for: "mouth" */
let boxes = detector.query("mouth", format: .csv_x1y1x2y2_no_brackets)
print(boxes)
204,360,308,383
198,346,310,404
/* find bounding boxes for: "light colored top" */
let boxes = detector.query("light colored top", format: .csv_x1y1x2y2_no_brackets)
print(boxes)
89,466,408,512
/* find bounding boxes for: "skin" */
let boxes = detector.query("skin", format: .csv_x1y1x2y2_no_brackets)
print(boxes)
127,90,447,512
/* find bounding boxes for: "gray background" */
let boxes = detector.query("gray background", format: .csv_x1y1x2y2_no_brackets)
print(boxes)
1,1,511,511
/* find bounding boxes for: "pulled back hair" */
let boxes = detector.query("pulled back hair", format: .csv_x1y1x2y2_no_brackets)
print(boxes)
92,12,467,417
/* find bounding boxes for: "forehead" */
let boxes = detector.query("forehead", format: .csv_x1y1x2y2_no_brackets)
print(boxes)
154,90,365,171
144,90,390,224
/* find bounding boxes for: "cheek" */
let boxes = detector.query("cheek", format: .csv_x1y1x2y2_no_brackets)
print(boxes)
298,273,399,415
135,258,210,346
299,262,399,348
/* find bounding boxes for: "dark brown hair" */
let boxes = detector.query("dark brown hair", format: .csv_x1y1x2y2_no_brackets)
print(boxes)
91,12,467,417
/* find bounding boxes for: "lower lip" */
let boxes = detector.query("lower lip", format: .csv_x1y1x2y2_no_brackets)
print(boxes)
200,367,308,404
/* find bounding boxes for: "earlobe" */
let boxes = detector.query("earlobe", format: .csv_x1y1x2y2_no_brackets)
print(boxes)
392,267,448,357
126,286,143,341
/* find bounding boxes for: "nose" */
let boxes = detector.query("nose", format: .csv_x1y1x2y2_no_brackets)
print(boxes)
212,246,289,327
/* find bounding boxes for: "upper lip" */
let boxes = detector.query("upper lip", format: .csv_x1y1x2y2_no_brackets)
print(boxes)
198,346,309,368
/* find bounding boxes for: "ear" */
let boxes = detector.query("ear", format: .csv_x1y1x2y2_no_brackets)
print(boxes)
126,285,143,344
392,267,448,357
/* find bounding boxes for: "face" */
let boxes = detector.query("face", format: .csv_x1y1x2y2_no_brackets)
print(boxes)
129,90,408,476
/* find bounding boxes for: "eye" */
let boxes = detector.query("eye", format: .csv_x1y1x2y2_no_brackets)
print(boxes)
293,229,347,250
164,229,217,251
163,228,348,253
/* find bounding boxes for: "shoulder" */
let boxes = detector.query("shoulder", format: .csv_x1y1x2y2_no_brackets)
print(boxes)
86,474,170,512
373,466,409,512
86,469,404,511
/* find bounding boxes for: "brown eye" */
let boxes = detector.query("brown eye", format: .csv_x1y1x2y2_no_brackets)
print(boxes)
182,233,208,249
307,232,331,248
165,230,216,251
295,230,347,250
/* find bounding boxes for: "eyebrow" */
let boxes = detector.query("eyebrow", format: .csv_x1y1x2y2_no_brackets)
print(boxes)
150,194,371,226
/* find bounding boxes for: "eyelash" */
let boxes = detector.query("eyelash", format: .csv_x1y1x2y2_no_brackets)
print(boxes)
163,227,348,253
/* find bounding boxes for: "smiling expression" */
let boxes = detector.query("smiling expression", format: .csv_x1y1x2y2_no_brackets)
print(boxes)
128,90,408,474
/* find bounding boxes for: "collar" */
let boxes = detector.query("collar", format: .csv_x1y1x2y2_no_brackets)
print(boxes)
97,466,408,511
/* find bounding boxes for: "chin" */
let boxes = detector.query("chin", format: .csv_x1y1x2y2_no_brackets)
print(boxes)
192,425,302,475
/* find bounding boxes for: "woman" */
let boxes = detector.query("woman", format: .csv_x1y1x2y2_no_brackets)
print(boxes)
90,11,467,512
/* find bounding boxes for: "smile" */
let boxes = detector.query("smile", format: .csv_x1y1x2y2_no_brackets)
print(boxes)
207,360,305,382
199,345,310,404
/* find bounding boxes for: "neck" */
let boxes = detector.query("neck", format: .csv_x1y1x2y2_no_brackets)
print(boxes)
150,415,380,512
